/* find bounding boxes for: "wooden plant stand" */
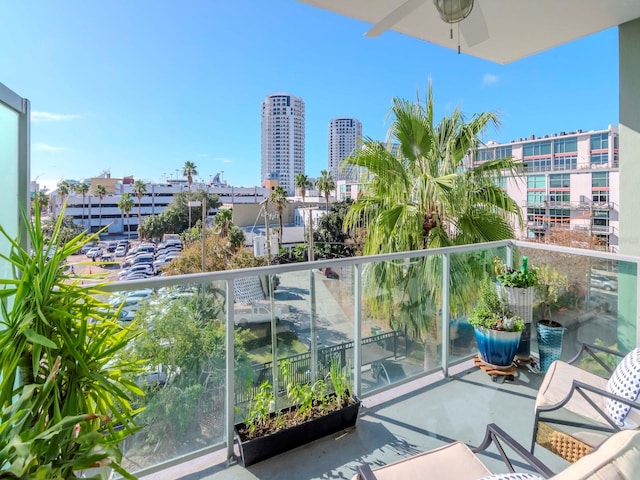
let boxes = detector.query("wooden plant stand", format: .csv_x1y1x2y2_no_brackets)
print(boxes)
474,355,516,382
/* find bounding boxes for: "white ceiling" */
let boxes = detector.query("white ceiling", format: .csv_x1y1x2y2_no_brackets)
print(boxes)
299,0,640,64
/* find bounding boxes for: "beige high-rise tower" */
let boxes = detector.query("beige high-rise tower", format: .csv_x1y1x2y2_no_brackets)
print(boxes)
261,93,305,194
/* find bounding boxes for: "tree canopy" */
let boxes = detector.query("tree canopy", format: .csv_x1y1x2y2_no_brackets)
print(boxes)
138,190,221,240
342,85,523,366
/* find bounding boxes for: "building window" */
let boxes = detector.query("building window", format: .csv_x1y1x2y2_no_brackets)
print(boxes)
553,137,577,153
549,173,570,188
527,175,546,189
524,158,551,172
527,191,546,206
494,176,507,190
592,210,609,233
590,152,608,165
592,190,609,203
592,172,609,188
553,155,577,171
523,141,551,157
549,191,570,204
549,208,570,226
527,207,546,222
590,133,609,150
474,145,512,163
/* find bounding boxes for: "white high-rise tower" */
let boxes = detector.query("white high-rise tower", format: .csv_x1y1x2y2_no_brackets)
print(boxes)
261,93,305,194
328,117,362,181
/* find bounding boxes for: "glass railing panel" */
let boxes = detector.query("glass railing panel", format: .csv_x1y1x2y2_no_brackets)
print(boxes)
360,255,442,395
102,278,228,474
448,246,510,363
517,246,637,364
233,263,357,416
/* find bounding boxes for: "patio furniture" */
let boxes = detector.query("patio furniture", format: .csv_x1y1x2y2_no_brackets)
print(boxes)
353,423,640,480
532,343,640,463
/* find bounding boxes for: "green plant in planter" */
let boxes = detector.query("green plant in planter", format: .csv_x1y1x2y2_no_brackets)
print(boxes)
241,381,276,436
494,256,539,288
328,355,352,407
468,280,524,332
0,203,144,479
281,361,328,422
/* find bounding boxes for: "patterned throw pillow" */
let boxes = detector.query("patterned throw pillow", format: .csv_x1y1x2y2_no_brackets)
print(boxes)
606,348,640,427
479,474,544,480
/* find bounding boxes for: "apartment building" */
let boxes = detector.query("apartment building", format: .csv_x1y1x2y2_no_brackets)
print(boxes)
328,117,362,181
471,126,620,251
261,93,305,194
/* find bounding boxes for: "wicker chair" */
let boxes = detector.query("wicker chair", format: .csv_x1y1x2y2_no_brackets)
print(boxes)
353,423,640,480
532,343,640,463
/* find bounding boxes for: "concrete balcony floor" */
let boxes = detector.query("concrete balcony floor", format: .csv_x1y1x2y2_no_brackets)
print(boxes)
142,360,570,480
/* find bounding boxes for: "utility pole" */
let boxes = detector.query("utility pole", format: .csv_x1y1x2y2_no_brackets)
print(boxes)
201,195,206,272
308,207,318,381
262,198,279,400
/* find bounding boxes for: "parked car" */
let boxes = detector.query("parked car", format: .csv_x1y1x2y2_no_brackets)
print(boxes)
115,246,127,257
118,264,154,280
234,303,281,326
86,247,103,259
590,274,618,291
80,243,96,254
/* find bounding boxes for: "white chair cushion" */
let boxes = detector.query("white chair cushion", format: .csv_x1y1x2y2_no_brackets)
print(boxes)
479,474,544,480
606,348,640,427
369,441,491,480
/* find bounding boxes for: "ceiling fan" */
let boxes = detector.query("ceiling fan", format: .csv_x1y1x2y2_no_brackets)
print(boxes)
365,0,489,48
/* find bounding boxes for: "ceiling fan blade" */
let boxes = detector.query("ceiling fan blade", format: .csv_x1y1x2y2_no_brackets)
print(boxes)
460,1,489,47
365,0,426,37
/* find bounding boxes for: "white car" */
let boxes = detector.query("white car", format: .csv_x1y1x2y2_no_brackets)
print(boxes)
115,246,127,257
86,247,103,259
234,304,282,326
118,264,154,280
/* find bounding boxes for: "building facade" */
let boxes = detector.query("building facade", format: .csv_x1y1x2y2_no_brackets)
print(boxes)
50,180,270,236
328,117,362,181
471,126,620,251
261,93,305,194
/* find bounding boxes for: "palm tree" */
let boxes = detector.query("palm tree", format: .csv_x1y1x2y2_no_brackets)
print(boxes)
74,182,89,230
343,85,522,367
214,208,233,238
95,184,106,231
316,170,335,213
56,181,70,219
295,173,313,202
132,180,147,233
271,185,288,245
118,193,135,240
183,161,198,227
36,191,49,212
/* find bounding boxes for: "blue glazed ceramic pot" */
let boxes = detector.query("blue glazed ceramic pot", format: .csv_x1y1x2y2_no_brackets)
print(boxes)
474,326,522,370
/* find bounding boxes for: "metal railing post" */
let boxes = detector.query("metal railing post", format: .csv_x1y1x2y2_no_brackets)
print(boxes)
225,279,235,464
441,254,451,378
354,263,362,398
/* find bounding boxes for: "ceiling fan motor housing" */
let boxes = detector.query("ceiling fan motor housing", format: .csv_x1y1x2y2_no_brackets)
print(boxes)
434,0,474,23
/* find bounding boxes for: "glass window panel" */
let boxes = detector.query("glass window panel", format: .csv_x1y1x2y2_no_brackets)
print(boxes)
527,175,546,189
592,172,609,188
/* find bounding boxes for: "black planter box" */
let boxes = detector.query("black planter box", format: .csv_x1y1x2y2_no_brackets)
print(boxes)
234,396,361,467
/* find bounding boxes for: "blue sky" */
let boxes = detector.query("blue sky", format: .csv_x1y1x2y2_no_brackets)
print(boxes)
2,0,619,192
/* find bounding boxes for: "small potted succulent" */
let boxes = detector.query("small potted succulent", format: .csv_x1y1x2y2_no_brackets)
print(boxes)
468,280,525,370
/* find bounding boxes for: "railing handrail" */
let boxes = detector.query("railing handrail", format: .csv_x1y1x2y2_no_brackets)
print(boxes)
100,238,640,293
99,240,514,292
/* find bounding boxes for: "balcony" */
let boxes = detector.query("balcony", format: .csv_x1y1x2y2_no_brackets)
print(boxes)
97,240,637,479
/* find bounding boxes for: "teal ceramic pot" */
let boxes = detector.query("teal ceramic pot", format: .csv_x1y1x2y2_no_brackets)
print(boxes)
474,326,522,370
